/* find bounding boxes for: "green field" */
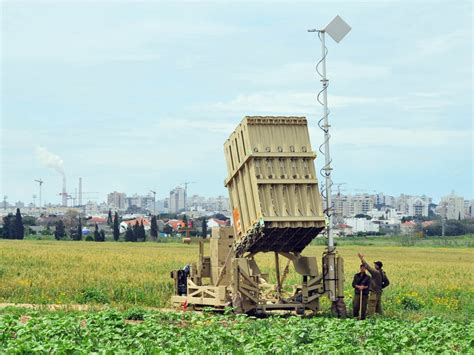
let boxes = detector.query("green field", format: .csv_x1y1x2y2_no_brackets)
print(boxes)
0,238,473,352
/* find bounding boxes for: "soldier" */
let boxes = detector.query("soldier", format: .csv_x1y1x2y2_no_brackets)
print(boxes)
352,264,371,319
358,253,389,316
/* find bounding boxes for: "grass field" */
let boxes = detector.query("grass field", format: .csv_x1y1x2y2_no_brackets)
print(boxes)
0,238,473,321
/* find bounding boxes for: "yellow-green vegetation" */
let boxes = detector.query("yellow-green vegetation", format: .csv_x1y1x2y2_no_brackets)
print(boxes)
0,239,472,321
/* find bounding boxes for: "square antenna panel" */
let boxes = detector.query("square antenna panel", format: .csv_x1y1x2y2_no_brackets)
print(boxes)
324,15,351,43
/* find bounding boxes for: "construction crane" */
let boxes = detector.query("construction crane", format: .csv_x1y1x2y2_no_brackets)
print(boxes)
334,182,347,196
34,179,44,208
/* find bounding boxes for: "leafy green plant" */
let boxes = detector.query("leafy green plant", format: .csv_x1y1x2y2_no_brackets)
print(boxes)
124,307,146,321
0,309,471,353
401,295,423,310
78,287,109,304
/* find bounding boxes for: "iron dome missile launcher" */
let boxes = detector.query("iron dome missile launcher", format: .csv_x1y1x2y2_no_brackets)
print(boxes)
171,116,346,315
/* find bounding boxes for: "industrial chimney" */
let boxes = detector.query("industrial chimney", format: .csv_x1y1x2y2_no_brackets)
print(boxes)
62,176,67,206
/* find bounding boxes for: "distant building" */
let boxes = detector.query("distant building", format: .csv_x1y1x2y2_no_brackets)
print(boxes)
15,201,25,208
334,223,353,236
344,217,379,234
107,191,127,209
170,187,185,213
407,197,429,217
124,194,154,211
120,216,150,233
332,194,374,217
396,194,430,217
437,192,465,220
155,199,169,214
207,218,228,228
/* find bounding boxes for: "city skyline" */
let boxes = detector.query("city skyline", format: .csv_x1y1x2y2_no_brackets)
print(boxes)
1,1,472,203
3,185,470,209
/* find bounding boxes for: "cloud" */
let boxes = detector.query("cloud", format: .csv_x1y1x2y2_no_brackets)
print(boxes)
200,91,398,116
233,61,392,87
2,6,244,65
157,119,235,134
327,127,472,148
415,30,470,57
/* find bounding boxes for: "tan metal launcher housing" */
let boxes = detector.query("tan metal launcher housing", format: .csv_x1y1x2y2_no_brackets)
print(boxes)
171,116,346,316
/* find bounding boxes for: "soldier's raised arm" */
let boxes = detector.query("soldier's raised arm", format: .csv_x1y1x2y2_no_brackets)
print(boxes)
358,253,378,276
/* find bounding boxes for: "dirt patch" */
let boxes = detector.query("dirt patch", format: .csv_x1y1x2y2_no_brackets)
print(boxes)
124,319,144,325
0,303,178,313
19,315,31,324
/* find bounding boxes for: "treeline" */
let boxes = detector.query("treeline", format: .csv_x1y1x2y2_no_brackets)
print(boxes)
2,209,213,242
1,209,25,239
425,219,474,236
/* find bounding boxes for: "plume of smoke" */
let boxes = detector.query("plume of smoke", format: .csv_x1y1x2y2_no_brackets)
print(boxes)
36,146,65,177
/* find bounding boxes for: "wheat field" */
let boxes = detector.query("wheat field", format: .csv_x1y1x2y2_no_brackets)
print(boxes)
0,240,472,320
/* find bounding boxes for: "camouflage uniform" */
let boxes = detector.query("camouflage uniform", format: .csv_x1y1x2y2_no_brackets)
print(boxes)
361,261,388,316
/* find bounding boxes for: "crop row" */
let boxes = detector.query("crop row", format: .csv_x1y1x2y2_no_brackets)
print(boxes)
0,308,472,353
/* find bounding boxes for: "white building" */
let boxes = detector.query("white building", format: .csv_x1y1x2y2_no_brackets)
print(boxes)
344,217,380,234
396,194,430,217
437,192,465,220
332,194,375,217
407,197,429,217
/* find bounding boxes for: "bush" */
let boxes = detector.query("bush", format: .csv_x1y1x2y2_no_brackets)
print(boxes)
124,307,146,321
401,295,423,310
78,287,109,304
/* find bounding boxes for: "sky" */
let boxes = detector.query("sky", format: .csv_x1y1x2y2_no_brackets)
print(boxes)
1,0,472,205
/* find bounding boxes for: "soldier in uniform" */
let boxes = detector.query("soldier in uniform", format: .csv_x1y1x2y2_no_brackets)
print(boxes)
358,253,389,316
352,264,371,319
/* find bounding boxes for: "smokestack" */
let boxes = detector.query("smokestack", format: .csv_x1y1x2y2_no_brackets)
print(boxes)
78,177,82,206
62,176,67,207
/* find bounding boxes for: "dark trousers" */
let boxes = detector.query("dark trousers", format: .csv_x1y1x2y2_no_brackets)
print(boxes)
353,292,368,319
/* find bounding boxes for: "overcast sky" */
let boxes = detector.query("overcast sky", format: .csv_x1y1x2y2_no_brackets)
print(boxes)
1,0,472,205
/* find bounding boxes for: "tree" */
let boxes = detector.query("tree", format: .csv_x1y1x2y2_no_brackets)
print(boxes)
150,216,158,240
94,223,100,242
133,221,140,242
74,218,83,241
140,221,146,241
100,229,106,242
2,214,11,239
63,210,79,230
54,220,66,240
107,210,113,225
201,218,208,239
182,214,188,224
113,212,120,241
22,216,37,226
14,208,24,239
125,225,135,242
